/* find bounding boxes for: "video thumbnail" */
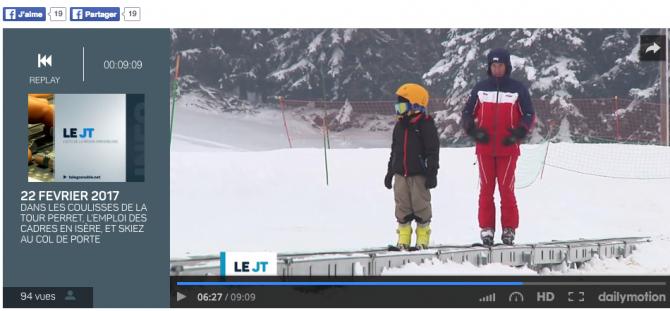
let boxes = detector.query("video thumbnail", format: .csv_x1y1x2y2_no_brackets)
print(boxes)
27,93,145,182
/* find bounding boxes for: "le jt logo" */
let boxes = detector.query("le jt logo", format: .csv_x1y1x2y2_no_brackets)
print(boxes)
63,128,95,138
220,252,277,276
234,261,269,273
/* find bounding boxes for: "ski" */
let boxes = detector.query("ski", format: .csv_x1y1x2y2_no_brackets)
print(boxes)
387,245,414,252
387,245,426,252
471,242,506,248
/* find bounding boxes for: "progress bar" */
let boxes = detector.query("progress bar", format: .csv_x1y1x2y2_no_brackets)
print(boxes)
177,281,523,286
176,281,666,286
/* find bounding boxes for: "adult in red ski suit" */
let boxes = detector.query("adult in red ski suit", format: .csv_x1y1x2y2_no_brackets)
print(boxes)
461,48,536,244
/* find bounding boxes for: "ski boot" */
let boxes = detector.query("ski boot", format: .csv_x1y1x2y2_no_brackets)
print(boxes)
501,228,515,245
414,223,431,250
480,228,494,246
396,223,412,250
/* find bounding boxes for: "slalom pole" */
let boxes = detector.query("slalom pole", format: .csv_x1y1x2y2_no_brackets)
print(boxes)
279,97,293,148
319,63,331,149
169,54,181,148
323,105,330,186
325,104,331,149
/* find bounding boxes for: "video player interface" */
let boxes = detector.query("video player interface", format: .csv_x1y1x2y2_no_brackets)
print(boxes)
2,1,670,308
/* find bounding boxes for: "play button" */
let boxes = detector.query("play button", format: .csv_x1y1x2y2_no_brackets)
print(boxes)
176,292,187,302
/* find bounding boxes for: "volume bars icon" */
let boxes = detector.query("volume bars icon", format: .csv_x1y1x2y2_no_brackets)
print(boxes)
37,53,52,68
479,293,496,302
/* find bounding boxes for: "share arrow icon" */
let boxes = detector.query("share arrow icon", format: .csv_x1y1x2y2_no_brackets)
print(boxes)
646,42,662,54
639,35,666,61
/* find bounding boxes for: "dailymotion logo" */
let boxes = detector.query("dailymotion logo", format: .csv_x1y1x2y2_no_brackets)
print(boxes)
219,252,277,276
598,291,667,304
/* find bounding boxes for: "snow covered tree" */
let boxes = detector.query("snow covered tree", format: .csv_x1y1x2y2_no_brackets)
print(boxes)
171,29,275,102
266,29,442,100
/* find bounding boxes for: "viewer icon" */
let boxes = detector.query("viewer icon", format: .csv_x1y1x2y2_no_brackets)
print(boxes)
64,290,76,301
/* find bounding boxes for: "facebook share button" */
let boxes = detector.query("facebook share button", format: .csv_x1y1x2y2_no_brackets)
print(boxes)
70,7,120,22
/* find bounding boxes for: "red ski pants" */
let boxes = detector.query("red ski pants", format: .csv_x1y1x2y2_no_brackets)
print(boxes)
477,154,519,230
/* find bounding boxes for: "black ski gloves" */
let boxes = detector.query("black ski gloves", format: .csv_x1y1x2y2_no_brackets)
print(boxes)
466,126,490,143
503,127,528,146
384,172,394,189
425,174,437,189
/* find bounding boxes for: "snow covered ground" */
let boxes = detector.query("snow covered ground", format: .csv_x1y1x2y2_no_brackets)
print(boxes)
170,105,670,275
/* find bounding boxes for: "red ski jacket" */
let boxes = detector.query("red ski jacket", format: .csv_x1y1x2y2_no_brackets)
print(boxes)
462,76,536,156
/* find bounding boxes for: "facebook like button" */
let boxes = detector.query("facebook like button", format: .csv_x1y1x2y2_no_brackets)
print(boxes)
70,7,120,21
3,7,47,21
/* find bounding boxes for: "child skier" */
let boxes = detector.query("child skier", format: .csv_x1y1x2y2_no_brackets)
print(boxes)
385,83,440,250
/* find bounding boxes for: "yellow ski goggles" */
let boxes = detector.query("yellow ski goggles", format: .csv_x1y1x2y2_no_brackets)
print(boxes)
395,102,426,115
394,102,410,115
